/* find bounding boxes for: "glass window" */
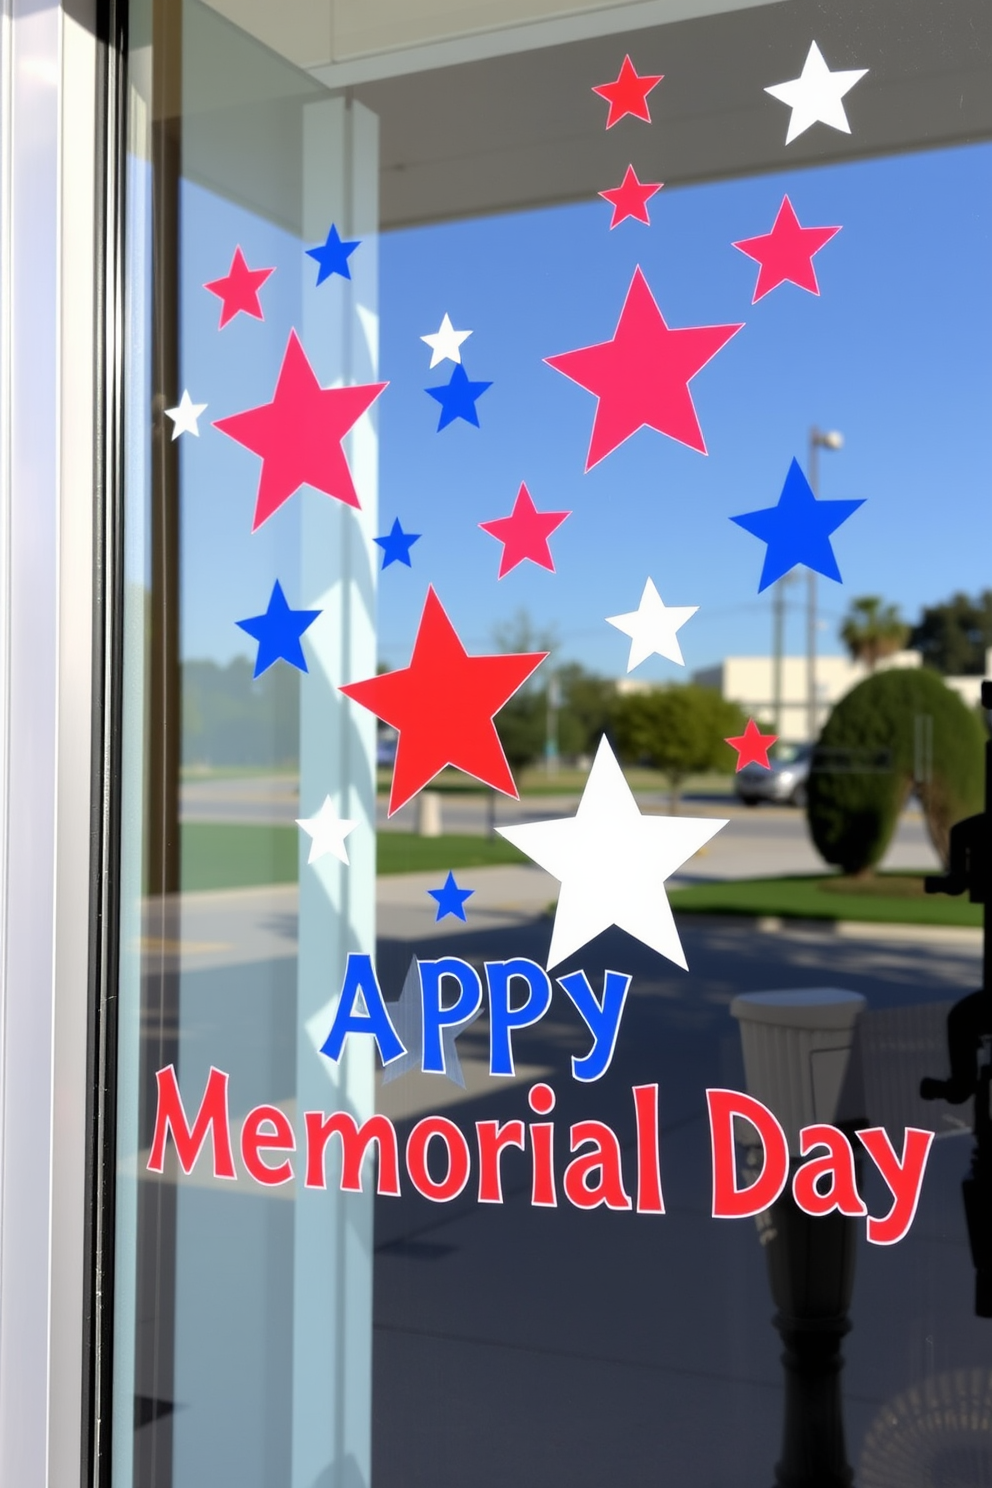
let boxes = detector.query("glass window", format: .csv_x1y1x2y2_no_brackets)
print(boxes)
111,3,992,1485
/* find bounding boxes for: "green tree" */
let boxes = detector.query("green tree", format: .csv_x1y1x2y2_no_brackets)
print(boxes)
182,657,299,768
491,610,557,772
556,663,617,758
613,685,746,811
910,590,992,675
840,596,909,671
807,668,984,874
491,608,559,658
495,689,546,772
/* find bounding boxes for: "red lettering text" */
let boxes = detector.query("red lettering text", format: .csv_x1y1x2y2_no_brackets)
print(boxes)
708,1088,788,1219
304,1111,400,1195
147,1065,236,1179
406,1116,471,1202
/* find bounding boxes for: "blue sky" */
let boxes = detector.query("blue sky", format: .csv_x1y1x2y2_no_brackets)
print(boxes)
177,140,992,682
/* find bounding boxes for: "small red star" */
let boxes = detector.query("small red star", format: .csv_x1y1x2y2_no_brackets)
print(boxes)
340,587,547,816
725,719,778,770
599,165,663,229
479,483,571,578
733,196,841,303
204,246,274,328
213,330,387,531
592,55,663,128
545,266,744,469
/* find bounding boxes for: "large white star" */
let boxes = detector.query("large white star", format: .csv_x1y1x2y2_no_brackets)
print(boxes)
606,578,698,671
296,796,357,866
164,388,208,439
420,312,472,368
497,737,726,970
765,41,868,145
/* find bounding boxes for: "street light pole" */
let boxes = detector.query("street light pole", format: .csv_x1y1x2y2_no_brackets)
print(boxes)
807,427,843,742
773,579,785,737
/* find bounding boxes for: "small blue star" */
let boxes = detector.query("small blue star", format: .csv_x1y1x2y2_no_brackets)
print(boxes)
236,580,321,677
427,871,475,922
425,363,492,431
306,224,360,285
375,517,421,569
731,458,865,593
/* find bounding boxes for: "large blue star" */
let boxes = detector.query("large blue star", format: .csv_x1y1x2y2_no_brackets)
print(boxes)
374,517,421,569
306,224,360,285
236,580,321,677
426,364,492,430
427,871,475,922
731,458,864,592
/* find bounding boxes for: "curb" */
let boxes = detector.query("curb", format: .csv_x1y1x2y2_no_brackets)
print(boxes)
753,914,981,947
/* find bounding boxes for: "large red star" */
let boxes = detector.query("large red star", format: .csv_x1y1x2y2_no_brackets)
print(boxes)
213,331,387,531
599,165,663,229
725,718,778,771
479,483,571,578
204,246,274,328
733,196,841,303
340,587,547,815
545,267,744,469
592,55,663,128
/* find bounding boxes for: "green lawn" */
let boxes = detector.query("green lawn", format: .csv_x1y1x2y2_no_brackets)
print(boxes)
376,833,525,874
181,823,298,891
669,873,982,928
179,827,980,930
180,823,525,892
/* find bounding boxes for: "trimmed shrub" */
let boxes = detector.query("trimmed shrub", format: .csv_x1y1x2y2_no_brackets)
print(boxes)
807,668,984,874
613,685,747,808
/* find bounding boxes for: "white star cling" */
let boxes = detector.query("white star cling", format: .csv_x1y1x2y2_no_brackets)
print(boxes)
498,736,727,969
765,40,868,144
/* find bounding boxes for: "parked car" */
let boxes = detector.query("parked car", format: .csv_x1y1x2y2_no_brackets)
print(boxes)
735,741,812,807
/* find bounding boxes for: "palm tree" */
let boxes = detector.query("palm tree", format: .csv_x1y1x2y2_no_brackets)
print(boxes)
840,596,910,672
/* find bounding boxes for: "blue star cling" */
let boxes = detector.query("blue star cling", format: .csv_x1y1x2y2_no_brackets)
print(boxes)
375,517,421,569
306,223,360,284
236,580,321,677
731,457,864,592
426,363,492,430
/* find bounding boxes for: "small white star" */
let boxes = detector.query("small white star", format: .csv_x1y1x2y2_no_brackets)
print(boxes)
498,737,726,970
606,578,698,671
765,41,868,145
164,389,208,439
296,796,357,866
420,313,472,368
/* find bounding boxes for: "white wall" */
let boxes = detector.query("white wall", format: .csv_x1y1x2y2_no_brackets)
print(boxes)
693,652,922,740
694,646,992,739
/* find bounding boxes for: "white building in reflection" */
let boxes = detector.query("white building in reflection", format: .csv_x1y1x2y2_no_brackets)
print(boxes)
691,650,992,741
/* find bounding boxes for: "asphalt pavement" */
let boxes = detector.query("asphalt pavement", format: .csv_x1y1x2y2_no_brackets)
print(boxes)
148,876,986,1488
154,777,968,1488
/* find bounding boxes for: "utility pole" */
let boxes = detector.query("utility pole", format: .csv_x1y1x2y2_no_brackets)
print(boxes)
545,670,560,777
807,427,843,742
772,581,784,736
771,576,797,737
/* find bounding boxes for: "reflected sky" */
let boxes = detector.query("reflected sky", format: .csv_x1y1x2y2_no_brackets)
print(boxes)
178,140,992,678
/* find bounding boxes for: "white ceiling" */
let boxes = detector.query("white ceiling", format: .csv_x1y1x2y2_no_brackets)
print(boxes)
188,0,992,232
201,0,779,75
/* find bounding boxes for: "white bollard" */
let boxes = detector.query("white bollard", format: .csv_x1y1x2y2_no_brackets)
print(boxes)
417,790,443,838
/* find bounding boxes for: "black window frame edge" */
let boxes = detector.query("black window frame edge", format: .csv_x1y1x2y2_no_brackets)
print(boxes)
84,0,129,1482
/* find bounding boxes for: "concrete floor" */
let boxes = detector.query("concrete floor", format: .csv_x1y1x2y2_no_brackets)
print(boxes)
153,779,974,1488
